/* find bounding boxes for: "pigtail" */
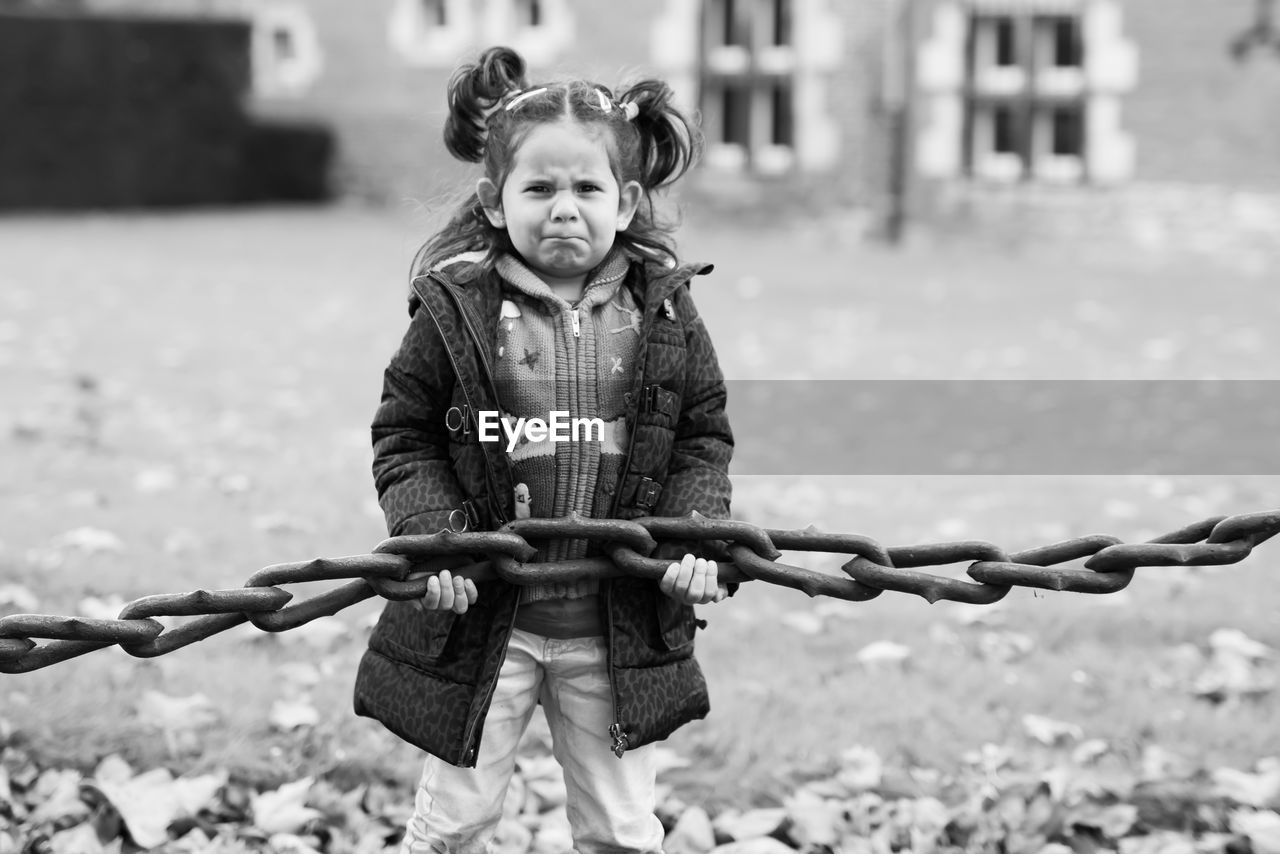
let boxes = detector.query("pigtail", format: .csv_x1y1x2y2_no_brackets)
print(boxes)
443,46,528,163
618,79,703,190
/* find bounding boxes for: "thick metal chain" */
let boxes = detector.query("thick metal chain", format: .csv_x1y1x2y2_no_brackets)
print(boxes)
2,508,1278,674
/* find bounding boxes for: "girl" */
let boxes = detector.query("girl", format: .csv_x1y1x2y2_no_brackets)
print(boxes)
354,46,733,854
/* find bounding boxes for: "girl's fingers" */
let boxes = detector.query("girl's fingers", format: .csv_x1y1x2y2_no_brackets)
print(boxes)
702,560,719,604
423,574,442,610
664,556,728,604
674,554,695,599
686,558,707,603
660,562,680,595
451,572,470,614
436,570,456,611
420,569,479,612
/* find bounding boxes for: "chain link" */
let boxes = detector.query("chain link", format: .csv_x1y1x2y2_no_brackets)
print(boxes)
3,508,1278,674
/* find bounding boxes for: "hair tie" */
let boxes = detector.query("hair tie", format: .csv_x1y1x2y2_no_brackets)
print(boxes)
505,87,548,112
621,100,639,121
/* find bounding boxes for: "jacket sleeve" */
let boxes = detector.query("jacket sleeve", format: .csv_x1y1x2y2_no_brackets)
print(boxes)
652,282,734,556
371,297,469,537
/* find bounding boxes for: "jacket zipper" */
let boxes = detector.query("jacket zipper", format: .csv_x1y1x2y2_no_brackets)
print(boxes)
603,584,629,758
602,275,685,756
432,275,513,526
418,274,519,765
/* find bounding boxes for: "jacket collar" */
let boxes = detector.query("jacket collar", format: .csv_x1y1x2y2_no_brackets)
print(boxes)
495,250,631,311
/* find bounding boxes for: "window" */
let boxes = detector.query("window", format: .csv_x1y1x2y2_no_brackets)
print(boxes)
965,11,1087,183
498,0,574,66
251,4,322,98
419,0,447,26
700,0,796,174
514,0,543,28
389,0,473,67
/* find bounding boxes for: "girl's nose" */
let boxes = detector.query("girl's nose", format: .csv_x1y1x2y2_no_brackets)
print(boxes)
549,193,579,222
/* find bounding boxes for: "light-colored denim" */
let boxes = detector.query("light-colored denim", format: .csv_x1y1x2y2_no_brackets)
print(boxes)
401,628,665,854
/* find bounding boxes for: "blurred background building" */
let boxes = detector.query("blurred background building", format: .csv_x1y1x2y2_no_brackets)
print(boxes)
3,0,1278,253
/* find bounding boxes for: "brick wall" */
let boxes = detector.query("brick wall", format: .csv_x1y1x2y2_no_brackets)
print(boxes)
1121,0,1280,190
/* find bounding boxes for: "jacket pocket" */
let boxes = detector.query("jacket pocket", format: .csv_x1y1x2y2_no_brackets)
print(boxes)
655,595,696,652
376,602,458,667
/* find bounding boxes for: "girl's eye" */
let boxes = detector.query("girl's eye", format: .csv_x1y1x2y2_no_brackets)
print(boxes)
578,184,601,193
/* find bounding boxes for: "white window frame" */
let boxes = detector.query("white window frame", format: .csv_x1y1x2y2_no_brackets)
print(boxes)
251,3,322,98
479,0,574,66
389,0,475,68
699,0,798,176
965,10,1088,184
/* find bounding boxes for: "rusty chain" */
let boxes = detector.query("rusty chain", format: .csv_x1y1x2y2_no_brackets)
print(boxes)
2,508,1278,675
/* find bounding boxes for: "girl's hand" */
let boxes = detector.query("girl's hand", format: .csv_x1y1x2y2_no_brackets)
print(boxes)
421,568,479,614
660,554,729,605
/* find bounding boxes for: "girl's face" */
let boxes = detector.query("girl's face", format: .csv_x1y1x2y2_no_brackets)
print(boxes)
479,121,641,293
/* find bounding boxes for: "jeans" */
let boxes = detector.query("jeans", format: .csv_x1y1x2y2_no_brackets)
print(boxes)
401,628,665,854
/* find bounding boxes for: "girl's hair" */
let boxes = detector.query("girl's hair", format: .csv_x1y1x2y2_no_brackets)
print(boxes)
416,46,702,276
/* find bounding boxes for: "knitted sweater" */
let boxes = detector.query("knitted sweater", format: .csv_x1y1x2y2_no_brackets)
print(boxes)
492,250,642,605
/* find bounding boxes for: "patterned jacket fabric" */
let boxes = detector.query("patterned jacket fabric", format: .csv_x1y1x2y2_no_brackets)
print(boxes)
353,254,734,768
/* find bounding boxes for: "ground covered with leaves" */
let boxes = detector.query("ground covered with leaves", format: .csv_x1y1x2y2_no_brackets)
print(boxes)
2,209,1279,852
3,706,1279,853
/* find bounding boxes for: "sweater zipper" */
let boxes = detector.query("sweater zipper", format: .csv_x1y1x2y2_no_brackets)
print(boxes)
570,307,581,338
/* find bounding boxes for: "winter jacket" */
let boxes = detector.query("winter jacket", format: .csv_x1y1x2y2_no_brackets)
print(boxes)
353,253,734,767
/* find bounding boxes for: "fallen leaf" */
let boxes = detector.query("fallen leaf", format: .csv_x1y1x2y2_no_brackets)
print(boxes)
1214,761,1280,807
133,467,178,494
136,691,219,733
784,787,846,848
251,777,322,835
77,595,128,621
1209,628,1272,660
0,583,38,611
251,514,316,536
276,663,323,691
92,767,183,849
1070,802,1138,839
837,745,883,792
275,619,350,650
93,755,134,787
813,600,861,621
857,640,911,668
1119,831,1196,854
48,823,104,854
1230,808,1280,854
979,630,1036,663
712,807,787,842
266,833,323,854
29,768,89,825
780,611,824,636
1022,714,1083,746
55,527,124,554
173,770,228,815
653,746,692,776
1072,740,1111,765
270,698,320,732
